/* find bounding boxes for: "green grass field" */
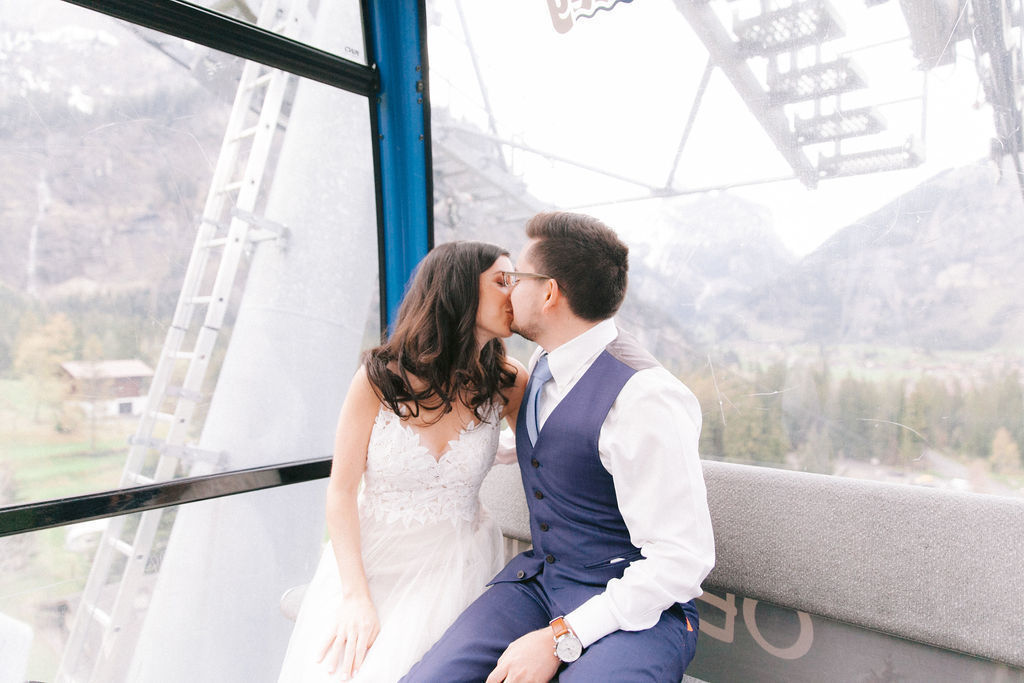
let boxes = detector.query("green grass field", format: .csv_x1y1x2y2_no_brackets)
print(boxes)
1,377,138,679
1,378,132,503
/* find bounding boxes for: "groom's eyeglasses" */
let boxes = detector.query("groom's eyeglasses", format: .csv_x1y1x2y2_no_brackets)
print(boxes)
500,271,556,288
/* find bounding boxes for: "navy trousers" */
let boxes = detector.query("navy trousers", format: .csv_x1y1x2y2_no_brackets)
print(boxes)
400,579,699,682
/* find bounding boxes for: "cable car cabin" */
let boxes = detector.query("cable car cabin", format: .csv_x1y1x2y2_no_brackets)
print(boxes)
0,0,1021,681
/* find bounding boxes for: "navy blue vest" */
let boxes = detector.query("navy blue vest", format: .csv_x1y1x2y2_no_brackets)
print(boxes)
490,332,659,616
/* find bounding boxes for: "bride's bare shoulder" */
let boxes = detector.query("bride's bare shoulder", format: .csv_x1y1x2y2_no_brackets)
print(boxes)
346,364,381,409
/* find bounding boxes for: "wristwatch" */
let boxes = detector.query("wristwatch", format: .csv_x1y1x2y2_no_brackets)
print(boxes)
549,616,583,663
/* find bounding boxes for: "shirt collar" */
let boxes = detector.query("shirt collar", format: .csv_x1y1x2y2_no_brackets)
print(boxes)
542,318,618,390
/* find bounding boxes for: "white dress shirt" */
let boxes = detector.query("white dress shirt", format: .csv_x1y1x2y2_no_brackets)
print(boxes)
524,318,715,648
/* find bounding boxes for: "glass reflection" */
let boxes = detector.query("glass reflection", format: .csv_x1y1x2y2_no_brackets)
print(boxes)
1,0,380,509
426,0,1024,497
0,483,326,682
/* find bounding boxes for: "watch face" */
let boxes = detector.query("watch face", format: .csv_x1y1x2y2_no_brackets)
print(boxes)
555,635,583,662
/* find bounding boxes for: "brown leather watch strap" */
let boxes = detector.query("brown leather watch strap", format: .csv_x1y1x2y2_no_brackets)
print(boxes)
549,616,571,639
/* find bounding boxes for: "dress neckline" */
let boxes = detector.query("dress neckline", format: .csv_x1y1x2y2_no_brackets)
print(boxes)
377,407,481,464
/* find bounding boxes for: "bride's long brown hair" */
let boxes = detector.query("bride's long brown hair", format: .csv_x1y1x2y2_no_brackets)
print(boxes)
364,241,517,423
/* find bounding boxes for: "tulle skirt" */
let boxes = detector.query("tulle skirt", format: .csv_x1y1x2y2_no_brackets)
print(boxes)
278,507,504,682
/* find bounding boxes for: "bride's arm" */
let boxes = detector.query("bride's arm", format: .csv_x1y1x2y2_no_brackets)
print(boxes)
319,365,380,679
495,357,528,465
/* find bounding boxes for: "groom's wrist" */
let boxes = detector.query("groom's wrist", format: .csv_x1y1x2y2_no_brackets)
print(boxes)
566,597,617,648
549,616,583,663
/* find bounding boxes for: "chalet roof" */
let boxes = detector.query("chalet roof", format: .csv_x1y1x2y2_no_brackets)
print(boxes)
60,359,155,380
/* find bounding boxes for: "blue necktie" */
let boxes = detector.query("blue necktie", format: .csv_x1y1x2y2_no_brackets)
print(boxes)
525,354,552,446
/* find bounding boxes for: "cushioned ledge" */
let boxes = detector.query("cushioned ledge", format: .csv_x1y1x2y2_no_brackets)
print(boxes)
478,460,1024,668
480,463,532,542
701,460,1024,668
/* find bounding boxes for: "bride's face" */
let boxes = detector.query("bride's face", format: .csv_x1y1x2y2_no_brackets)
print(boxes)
475,255,515,345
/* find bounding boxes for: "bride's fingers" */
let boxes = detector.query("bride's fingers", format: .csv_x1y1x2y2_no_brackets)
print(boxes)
325,632,347,674
339,627,360,679
314,633,336,665
365,624,379,651
350,628,373,673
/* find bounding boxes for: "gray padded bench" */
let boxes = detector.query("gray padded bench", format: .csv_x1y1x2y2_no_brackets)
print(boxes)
479,460,1024,681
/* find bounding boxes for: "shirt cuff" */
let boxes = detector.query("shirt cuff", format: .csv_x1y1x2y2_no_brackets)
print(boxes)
565,594,620,648
493,427,517,465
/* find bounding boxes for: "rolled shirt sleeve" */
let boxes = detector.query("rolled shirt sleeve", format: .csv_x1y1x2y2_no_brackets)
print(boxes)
565,366,715,648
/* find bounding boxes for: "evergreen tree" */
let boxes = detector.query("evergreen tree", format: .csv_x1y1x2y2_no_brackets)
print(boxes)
793,424,834,474
686,370,727,459
962,369,1024,458
721,363,790,465
832,375,879,462
990,427,1022,474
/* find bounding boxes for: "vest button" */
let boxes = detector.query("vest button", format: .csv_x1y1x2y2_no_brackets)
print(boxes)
531,458,540,468
516,570,525,579
539,522,550,531
534,490,544,500
545,554,556,564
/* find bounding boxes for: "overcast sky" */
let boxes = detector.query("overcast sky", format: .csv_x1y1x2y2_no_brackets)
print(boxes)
427,0,998,254
5,0,1000,255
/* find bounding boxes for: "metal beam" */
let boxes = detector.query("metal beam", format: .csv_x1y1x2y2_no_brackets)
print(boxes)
0,458,332,538
445,125,664,190
367,0,434,329
672,0,819,187
61,0,377,95
666,57,715,188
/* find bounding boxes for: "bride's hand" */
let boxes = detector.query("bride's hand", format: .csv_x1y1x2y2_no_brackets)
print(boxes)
316,594,381,680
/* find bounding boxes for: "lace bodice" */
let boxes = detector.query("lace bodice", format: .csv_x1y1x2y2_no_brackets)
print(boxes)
359,403,501,526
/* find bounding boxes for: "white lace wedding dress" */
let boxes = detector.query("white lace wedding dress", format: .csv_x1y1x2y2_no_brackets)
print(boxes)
277,403,505,682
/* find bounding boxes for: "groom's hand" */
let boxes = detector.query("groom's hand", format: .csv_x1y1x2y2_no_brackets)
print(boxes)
485,627,560,683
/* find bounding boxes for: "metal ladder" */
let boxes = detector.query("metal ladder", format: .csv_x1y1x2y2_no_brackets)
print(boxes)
56,1,303,680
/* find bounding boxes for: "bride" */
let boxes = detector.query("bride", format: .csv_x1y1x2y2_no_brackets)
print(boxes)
278,241,527,682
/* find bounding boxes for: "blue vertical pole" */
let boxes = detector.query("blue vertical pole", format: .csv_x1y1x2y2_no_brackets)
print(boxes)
367,0,433,330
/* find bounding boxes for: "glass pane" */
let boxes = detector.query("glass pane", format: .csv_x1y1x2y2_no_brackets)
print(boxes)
427,0,1024,497
0,0,380,505
188,0,368,65
0,483,328,681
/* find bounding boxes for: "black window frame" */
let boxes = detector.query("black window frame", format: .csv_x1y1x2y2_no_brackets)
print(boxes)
0,0,381,538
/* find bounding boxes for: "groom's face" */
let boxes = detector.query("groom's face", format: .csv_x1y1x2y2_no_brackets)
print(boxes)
509,241,544,342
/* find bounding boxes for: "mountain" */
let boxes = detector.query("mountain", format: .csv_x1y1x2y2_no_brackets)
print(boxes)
0,8,232,299
744,164,1024,350
4,5,1023,360
619,194,796,361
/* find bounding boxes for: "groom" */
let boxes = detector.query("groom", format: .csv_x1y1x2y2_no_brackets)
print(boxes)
402,211,715,682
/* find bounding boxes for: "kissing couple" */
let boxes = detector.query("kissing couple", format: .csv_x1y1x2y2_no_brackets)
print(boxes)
278,211,715,682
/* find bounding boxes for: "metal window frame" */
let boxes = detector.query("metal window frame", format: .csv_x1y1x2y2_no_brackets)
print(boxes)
0,0,433,536
61,0,378,94
369,0,434,329
0,458,332,538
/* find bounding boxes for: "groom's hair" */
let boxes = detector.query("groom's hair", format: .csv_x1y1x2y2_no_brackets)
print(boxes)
525,211,628,321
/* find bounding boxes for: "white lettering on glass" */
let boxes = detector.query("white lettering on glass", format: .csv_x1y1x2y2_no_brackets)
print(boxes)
697,591,814,660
